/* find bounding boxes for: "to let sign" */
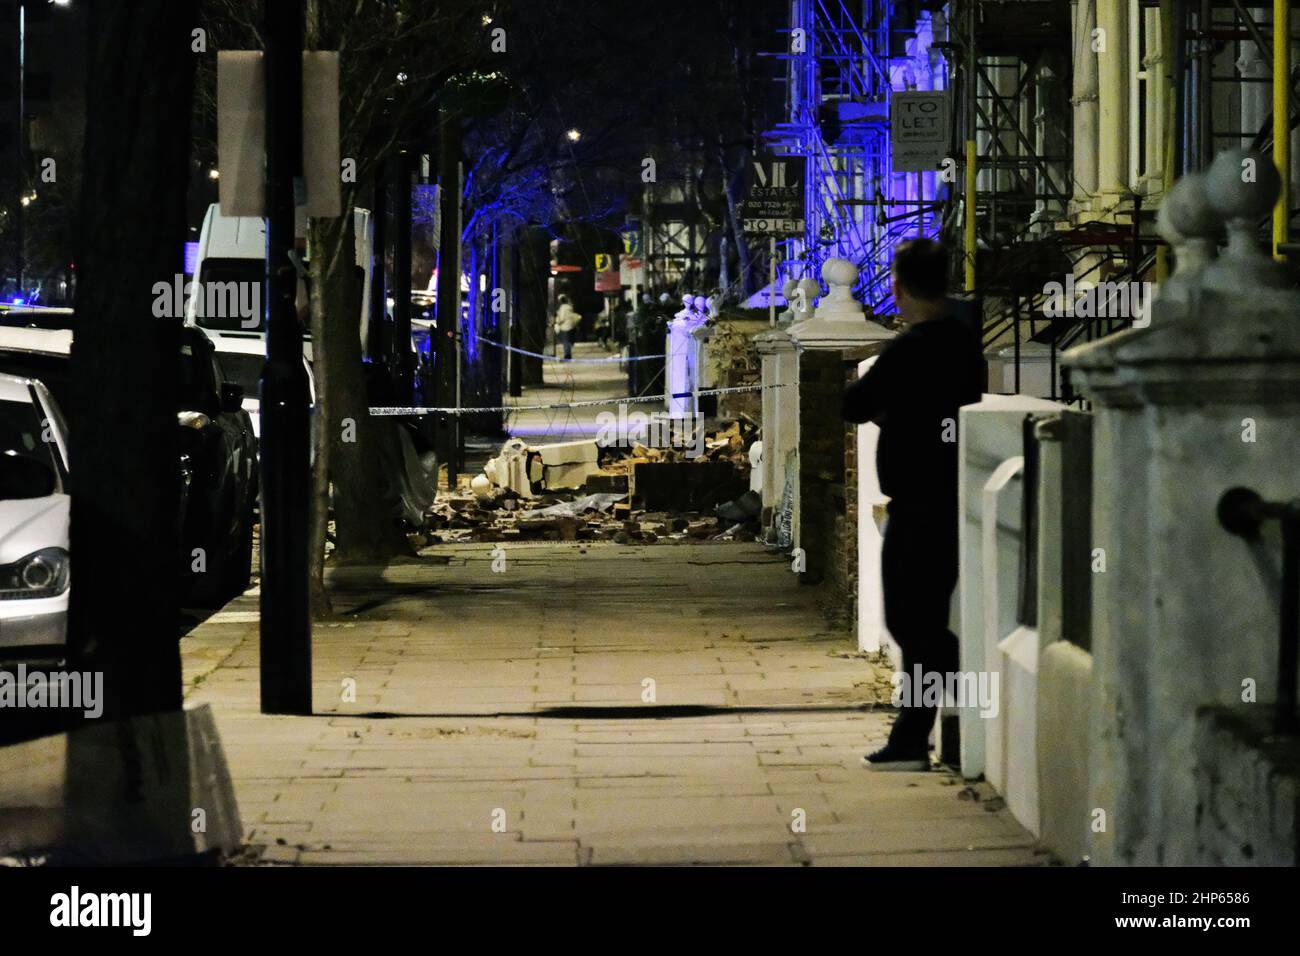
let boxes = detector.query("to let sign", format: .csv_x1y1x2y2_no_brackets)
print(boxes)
890,91,949,172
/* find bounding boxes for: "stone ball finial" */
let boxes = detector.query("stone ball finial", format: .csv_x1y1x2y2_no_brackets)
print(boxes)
1200,148,1286,292
821,257,859,289
1205,147,1281,223
1155,196,1184,248
1161,172,1220,240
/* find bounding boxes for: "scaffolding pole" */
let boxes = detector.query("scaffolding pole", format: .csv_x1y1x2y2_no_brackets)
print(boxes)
1274,0,1291,260
964,0,977,292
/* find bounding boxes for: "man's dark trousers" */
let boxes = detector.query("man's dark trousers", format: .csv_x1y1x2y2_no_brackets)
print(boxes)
881,497,961,753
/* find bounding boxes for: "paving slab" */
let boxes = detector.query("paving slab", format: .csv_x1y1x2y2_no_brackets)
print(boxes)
183,539,1043,866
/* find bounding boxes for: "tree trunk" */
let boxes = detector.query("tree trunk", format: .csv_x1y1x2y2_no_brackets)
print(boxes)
320,211,413,566
68,0,196,720
517,225,550,386
306,216,340,617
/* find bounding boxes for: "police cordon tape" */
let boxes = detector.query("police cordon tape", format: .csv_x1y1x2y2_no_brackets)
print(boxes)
368,383,781,417
465,333,666,364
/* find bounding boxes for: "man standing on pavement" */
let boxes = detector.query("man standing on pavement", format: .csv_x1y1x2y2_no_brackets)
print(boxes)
841,238,984,770
554,294,581,360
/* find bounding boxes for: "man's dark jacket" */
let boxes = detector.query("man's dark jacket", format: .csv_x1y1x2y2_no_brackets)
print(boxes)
841,314,984,507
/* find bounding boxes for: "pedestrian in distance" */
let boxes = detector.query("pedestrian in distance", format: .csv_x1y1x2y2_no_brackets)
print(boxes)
842,237,984,771
554,294,581,360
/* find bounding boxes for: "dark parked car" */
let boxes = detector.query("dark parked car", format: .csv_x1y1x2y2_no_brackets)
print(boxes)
0,325,258,606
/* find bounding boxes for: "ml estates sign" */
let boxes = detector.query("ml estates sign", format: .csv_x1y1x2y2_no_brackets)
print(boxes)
741,153,805,236
890,91,949,172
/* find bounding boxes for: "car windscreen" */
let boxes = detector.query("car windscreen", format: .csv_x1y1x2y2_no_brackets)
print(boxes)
193,258,265,332
216,351,264,399
0,396,60,492
178,339,218,412
0,351,71,412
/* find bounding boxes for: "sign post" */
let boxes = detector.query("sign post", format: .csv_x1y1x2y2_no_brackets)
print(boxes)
259,0,312,715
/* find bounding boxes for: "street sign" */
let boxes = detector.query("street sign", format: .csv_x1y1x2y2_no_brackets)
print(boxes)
740,152,805,236
595,267,621,292
217,52,265,216
742,217,805,235
217,51,341,218
619,254,645,286
620,224,643,258
302,52,341,217
890,90,949,172
595,252,620,291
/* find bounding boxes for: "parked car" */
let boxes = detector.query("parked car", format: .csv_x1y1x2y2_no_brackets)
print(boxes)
0,304,74,330
0,371,70,655
0,326,257,607
201,330,317,441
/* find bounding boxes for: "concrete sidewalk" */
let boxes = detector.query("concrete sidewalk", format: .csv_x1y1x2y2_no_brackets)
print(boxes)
182,541,1048,865
501,340,632,444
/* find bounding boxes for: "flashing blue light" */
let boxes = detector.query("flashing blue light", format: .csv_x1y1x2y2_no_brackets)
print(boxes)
10,298,26,305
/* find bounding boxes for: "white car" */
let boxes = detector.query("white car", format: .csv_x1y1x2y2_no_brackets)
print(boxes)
201,331,317,440
0,371,70,654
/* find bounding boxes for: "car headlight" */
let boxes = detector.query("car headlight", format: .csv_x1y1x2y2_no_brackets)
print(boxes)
0,547,70,599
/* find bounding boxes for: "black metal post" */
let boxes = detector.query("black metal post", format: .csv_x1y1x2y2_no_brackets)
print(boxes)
1012,295,1021,394
14,1,25,298
1198,0,1213,168
508,240,523,398
393,149,413,401
259,0,312,715
369,157,388,364
435,114,462,483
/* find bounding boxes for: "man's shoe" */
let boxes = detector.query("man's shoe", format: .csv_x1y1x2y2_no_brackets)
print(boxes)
861,745,929,771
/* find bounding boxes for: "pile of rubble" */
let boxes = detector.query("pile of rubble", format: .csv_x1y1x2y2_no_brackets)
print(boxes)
418,418,762,546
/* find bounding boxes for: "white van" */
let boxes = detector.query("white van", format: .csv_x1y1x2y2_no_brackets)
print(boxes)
187,203,374,359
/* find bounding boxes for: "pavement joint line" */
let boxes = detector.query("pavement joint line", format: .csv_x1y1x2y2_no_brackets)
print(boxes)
307,703,881,721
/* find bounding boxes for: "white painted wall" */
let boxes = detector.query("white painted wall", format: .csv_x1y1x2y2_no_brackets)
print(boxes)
855,356,894,660
957,395,1063,780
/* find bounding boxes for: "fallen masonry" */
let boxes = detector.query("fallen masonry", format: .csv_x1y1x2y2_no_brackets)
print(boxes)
421,418,763,546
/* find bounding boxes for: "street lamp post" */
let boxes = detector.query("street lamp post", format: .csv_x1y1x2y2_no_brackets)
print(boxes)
14,1,25,298
259,0,312,714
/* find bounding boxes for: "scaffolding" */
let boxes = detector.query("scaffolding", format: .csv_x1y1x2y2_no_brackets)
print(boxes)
769,0,1296,394
767,0,923,313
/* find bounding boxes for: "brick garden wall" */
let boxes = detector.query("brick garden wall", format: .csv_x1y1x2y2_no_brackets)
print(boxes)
797,351,859,623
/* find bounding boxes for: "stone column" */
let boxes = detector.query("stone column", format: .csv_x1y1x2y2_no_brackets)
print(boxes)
1095,0,1128,196
1064,150,1300,865
1071,0,1100,203
789,258,893,619
754,325,799,538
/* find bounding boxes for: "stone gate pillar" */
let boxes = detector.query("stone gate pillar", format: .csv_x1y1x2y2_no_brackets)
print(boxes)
1063,151,1300,865
789,258,893,612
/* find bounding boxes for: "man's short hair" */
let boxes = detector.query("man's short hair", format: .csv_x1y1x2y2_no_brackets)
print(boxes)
891,238,949,301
